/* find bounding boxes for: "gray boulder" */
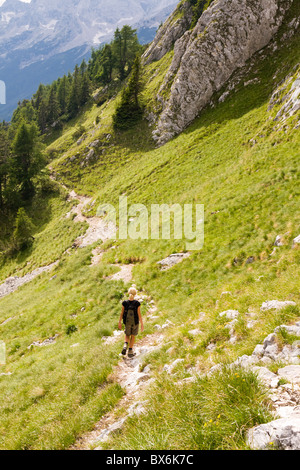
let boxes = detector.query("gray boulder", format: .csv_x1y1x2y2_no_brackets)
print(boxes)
260,300,297,311
293,235,300,248
219,309,239,320
247,412,300,450
278,366,300,385
142,1,193,65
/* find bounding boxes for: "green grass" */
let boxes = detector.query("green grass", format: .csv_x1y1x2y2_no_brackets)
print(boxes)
0,247,131,449
100,367,273,450
0,186,86,281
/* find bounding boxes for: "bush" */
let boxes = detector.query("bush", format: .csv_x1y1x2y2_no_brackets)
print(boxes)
13,208,35,251
72,125,86,140
66,324,78,335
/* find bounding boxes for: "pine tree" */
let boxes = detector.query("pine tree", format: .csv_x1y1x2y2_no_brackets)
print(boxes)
99,44,114,84
11,100,38,127
47,85,61,124
112,26,141,80
0,122,10,209
11,121,45,200
37,98,48,135
57,75,69,116
80,72,91,107
33,84,46,111
67,66,81,118
79,59,88,76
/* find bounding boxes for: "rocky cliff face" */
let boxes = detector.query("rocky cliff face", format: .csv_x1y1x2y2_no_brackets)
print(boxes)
145,0,294,146
142,1,193,65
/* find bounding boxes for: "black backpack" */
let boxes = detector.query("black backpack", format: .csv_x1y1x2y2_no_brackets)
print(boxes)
123,300,139,325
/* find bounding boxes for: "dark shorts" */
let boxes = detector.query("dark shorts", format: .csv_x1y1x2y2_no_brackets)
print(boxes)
125,311,139,336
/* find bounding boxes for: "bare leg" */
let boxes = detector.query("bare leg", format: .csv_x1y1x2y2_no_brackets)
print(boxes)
129,335,135,349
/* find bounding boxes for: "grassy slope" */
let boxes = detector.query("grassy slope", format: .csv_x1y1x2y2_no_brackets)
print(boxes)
0,5,299,449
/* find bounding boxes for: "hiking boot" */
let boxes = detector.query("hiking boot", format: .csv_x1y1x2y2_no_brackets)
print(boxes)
121,344,128,356
128,349,136,358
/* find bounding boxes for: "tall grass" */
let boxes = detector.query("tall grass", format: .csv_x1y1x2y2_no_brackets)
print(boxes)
101,367,273,450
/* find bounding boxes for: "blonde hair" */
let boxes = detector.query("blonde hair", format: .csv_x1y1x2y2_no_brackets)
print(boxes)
128,286,137,300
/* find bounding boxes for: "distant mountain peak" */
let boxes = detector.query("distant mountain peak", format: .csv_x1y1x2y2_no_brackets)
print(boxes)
0,0,178,120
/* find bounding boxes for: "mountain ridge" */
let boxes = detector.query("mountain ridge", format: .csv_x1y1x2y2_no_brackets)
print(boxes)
0,0,178,120
143,0,298,145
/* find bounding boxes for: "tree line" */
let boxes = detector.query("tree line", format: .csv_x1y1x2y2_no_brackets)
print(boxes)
0,25,143,210
0,25,145,253
11,25,143,136
0,118,45,253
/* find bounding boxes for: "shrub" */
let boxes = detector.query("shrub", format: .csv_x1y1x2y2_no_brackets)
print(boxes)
13,208,35,251
66,324,78,335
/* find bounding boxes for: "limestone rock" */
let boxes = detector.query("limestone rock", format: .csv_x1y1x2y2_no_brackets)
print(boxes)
260,300,297,311
163,358,185,374
273,72,300,122
293,235,300,248
157,252,191,270
247,412,300,450
0,261,58,300
142,1,193,65
275,324,300,337
219,309,239,320
252,366,280,389
278,366,300,385
151,0,292,145
274,235,284,246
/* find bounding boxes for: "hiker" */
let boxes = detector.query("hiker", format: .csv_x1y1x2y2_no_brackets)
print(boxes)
118,286,144,358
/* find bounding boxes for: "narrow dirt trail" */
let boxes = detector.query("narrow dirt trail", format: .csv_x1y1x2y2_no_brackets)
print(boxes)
0,261,59,302
0,179,132,303
1,177,160,448
71,325,164,450
65,186,117,249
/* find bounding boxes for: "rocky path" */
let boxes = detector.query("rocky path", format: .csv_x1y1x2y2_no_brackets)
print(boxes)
66,189,117,249
71,314,164,450
206,302,300,450
0,178,133,304
0,261,59,301
64,184,134,281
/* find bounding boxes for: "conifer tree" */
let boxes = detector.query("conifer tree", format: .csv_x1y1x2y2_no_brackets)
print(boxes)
113,55,143,130
0,123,9,209
67,66,81,118
47,85,61,124
11,121,45,200
37,98,48,135
33,83,46,111
57,75,69,116
112,26,141,80
99,44,114,84
80,72,91,107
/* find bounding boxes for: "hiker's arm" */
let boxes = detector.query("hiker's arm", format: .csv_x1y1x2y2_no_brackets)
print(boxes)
118,306,124,329
138,306,144,332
